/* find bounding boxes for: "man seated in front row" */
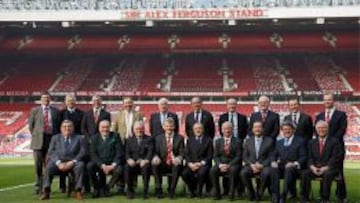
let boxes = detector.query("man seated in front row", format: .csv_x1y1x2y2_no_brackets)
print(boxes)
300,121,342,203
210,122,242,201
241,121,273,202
87,120,124,198
152,118,184,199
40,120,87,200
182,122,213,198
270,121,307,203
125,121,153,199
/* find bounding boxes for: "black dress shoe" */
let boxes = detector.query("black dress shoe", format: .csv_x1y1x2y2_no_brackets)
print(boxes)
169,191,175,199
156,188,164,199
127,192,134,199
60,188,66,193
117,187,125,195
190,192,196,198
213,194,222,200
92,190,100,198
143,192,149,199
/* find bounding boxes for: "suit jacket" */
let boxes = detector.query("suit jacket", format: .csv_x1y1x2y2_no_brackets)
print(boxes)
315,110,347,143
284,112,313,141
185,110,215,138
60,108,84,135
307,137,342,170
112,110,143,143
218,112,248,140
89,132,124,167
81,109,111,139
272,136,307,169
248,110,280,141
243,136,273,167
213,137,242,166
154,133,184,162
149,112,179,137
47,133,87,164
184,135,213,166
125,134,153,161
29,105,61,150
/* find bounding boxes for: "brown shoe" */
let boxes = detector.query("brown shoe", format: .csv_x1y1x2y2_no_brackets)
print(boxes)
39,192,50,200
74,191,83,200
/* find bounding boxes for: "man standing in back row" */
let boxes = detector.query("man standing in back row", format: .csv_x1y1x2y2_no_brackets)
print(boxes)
248,95,279,143
185,97,215,139
315,93,347,202
29,93,61,195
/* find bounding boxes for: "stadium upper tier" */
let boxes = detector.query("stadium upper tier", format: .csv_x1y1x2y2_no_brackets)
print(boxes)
0,54,358,95
0,32,357,54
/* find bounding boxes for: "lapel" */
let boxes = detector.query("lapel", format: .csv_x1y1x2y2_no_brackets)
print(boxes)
201,111,206,123
219,138,225,154
314,139,321,158
258,137,266,157
196,136,206,154
297,113,304,126
50,107,56,123
160,135,167,157
329,110,337,126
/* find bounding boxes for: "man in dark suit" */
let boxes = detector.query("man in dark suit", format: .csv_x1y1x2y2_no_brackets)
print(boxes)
241,121,274,201
182,123,213,198
270,121,307,203
218,98,248,141
149,97,179,137
300,121,342,203
81,95,111,139
151,118,184,199
315,93,347,202
210,121,242,201
59,94,84,192
283,96,313,142
125,121,153,199
87,120,124,198
248,95,280,143
40,120,86,200
185,97,215,138
28,93,61,195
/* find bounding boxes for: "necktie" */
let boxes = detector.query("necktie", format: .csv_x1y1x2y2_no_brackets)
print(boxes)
65,138,71,153
284,138,289,147
255,139,261,159
166,137,172,166
196,137,201,147
94,109,99,123
43,107,51,134
230,113,234,126
137,137,142,146
195,111,199,122
224,139,230,156
292,113,297,125
319,139,325,156
325,110,330,123
261,111,266,123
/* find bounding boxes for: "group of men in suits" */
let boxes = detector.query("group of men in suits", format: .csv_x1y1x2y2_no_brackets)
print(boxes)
28,93,347,202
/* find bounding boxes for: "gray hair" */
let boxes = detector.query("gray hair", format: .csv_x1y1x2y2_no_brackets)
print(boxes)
315,120,329,129
158,97,169,105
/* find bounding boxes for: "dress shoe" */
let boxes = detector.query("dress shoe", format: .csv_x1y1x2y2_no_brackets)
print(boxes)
92,190,100,198
74,191,83,200
155,188,163,199
39,192,50,200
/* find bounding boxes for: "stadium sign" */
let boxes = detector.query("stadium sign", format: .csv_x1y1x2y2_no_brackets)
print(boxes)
0,1,359,21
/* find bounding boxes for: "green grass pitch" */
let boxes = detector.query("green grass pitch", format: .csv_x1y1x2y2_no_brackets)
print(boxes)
0,157,359,203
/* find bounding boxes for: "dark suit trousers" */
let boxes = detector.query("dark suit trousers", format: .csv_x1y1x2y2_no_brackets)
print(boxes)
181,165,210,194
301,169,340,201
270,166,299,198
125,163,151,194
87,162,122,190
240,165,271,198
33,133,52,191
152,163,182,192
210,165,241,196
44,161,85,191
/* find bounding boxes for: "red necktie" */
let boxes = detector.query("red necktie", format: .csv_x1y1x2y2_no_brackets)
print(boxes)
43,107,51,134
261,111,266,123
325,111,330,123
166,137,172,166
319,139,325,156
224,139,230,156
94,109,99,123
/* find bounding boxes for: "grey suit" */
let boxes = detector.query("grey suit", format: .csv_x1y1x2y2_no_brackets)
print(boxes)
240,136,274,199
43,134,87,191
28,105,60,192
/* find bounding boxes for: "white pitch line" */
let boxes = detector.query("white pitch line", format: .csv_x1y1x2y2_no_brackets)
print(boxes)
0,183,34,192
